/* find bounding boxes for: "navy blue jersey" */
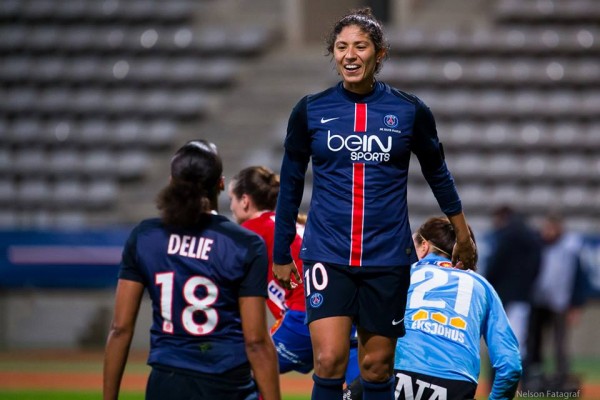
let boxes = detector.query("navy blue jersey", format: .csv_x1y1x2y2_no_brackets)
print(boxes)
119,215,268,374
274,82,461,267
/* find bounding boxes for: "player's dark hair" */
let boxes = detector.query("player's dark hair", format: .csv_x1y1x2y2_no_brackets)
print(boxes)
156,140,223,229
415,217,478,271
325,7,390,73
230,166,279,211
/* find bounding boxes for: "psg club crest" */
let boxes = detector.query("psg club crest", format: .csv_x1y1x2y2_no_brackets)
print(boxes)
309,293,324,308
383,114,399,128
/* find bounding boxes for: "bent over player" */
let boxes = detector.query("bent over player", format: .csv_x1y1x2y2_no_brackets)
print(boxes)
346,217,522,400
103,140,280,400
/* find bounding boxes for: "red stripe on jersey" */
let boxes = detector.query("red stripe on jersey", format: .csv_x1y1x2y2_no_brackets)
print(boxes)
350,103,367,266
354,103,367,132
350,163,365,266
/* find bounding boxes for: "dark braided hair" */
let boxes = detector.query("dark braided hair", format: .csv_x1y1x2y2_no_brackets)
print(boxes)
156,140,222,229
230,166,279,211
325,7,390,73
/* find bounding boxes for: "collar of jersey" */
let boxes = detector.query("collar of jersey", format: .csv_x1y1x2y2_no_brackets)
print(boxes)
414,253,451,267
337,81,386,103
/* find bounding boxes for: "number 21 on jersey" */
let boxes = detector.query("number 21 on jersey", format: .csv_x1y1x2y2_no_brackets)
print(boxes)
409,266,475,317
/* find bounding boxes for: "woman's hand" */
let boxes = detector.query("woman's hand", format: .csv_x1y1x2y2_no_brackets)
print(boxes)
452,237,477,271
273,262,302,290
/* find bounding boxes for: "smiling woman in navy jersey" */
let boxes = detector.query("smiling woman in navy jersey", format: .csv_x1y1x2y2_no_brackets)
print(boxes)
103,140,281,400
272,8,477,400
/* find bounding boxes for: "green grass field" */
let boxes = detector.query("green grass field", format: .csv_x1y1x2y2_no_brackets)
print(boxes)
0,351,598,400
0,392,309,400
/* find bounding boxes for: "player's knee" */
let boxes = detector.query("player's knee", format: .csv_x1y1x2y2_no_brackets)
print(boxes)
314,349,347,378
360,353,394,382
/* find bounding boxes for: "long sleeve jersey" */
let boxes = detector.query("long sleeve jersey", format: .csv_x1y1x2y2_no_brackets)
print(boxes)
395,254,522,399
274,81,461,267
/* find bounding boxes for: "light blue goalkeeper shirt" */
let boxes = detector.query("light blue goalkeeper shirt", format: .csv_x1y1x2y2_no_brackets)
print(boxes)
395,253,522,400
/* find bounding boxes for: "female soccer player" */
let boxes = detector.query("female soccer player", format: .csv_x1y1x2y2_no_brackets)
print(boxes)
228,165,360,384
272,7,477,400
103,141,280,400
346,217,522,399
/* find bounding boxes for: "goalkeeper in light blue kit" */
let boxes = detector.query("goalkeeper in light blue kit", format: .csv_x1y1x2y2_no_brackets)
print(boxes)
346,216,521,400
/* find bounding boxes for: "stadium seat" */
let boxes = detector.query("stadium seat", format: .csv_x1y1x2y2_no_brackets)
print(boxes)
9,119,43,144
488,154,523,179
494,0,600,25
52,211,87,228
489,185,524,207
116,150,150,180
544,123,576,149
551,155,593,181
560,186,596,212
79,119,110,146
48,149,82,178
146,120,177,148
52,180,86,208
16,179,51,208
522,155,548,179
86,180,118,210
0,148,11,176
522,185,556,210
455,183,490,209
0,180,16,205
387,26,600,56
12,148,47,176
82,150,118,177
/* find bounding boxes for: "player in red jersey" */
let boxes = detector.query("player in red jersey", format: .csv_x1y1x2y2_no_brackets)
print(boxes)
229,165,305,321
229,166,359,382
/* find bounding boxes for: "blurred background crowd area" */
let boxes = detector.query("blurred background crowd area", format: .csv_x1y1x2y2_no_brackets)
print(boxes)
0,0,599,233
0,0,598,372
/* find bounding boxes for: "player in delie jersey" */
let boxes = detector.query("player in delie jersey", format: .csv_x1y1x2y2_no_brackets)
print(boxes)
103,141,280,400
272,7,477,400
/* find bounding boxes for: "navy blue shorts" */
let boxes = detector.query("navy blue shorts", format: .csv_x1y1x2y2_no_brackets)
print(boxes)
393,370,477,400
303,262,410,337
146,363,258,400
345,369,477,400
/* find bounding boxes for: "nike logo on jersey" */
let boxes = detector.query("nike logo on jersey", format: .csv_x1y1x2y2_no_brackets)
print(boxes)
321,117,340,123
392,318,404,326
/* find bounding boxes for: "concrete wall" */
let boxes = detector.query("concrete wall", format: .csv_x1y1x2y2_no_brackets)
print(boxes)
0,290,598,360
0,290,151,350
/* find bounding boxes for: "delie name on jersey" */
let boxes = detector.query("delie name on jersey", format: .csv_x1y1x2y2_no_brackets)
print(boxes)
167,234,214,260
